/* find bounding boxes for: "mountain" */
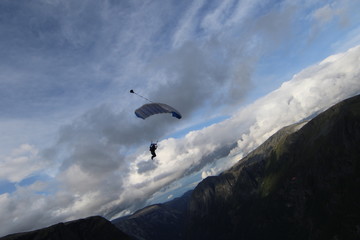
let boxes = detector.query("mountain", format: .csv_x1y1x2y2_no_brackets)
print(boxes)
187,94,360,240
114,94,360,240
0,216,131,240
112,190,192,240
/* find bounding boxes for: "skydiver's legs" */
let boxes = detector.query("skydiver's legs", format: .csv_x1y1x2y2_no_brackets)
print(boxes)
151,151,156,160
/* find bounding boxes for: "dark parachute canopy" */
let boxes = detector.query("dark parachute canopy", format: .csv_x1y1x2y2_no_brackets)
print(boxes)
130,90,182,120
135,103,182,119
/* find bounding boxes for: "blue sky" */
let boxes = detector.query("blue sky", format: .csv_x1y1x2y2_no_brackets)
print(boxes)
1,0,360,236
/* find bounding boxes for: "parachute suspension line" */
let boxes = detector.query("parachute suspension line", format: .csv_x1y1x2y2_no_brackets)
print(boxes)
130,89,153,103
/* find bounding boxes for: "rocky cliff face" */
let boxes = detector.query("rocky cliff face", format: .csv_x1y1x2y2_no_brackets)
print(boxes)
0,216,131,240
187,94,360,240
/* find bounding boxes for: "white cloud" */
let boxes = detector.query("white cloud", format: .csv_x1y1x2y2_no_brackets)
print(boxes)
312,4,338,26
0,144,48,183
308,0,360,41
228,44,360,156
172,0,206,48
201,168,217,179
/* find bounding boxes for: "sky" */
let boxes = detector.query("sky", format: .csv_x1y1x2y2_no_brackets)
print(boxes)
1,0,360,236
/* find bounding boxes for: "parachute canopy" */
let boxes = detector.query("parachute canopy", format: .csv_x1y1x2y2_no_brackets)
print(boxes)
135,103,182,120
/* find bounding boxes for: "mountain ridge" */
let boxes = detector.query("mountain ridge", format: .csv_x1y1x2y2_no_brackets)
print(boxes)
112,190,192,240
186,94,360,239
0,216,131,240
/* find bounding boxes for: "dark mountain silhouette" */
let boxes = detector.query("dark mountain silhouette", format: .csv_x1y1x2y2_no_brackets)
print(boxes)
0,216,130,240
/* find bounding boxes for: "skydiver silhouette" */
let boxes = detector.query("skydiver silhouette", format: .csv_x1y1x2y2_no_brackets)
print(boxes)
149,142,157,160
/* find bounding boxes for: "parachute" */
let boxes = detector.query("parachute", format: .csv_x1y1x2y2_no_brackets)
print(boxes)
135,103,182,119
130,90,182,120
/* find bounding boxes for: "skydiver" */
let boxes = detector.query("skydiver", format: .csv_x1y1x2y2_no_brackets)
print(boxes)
149,142,157,160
